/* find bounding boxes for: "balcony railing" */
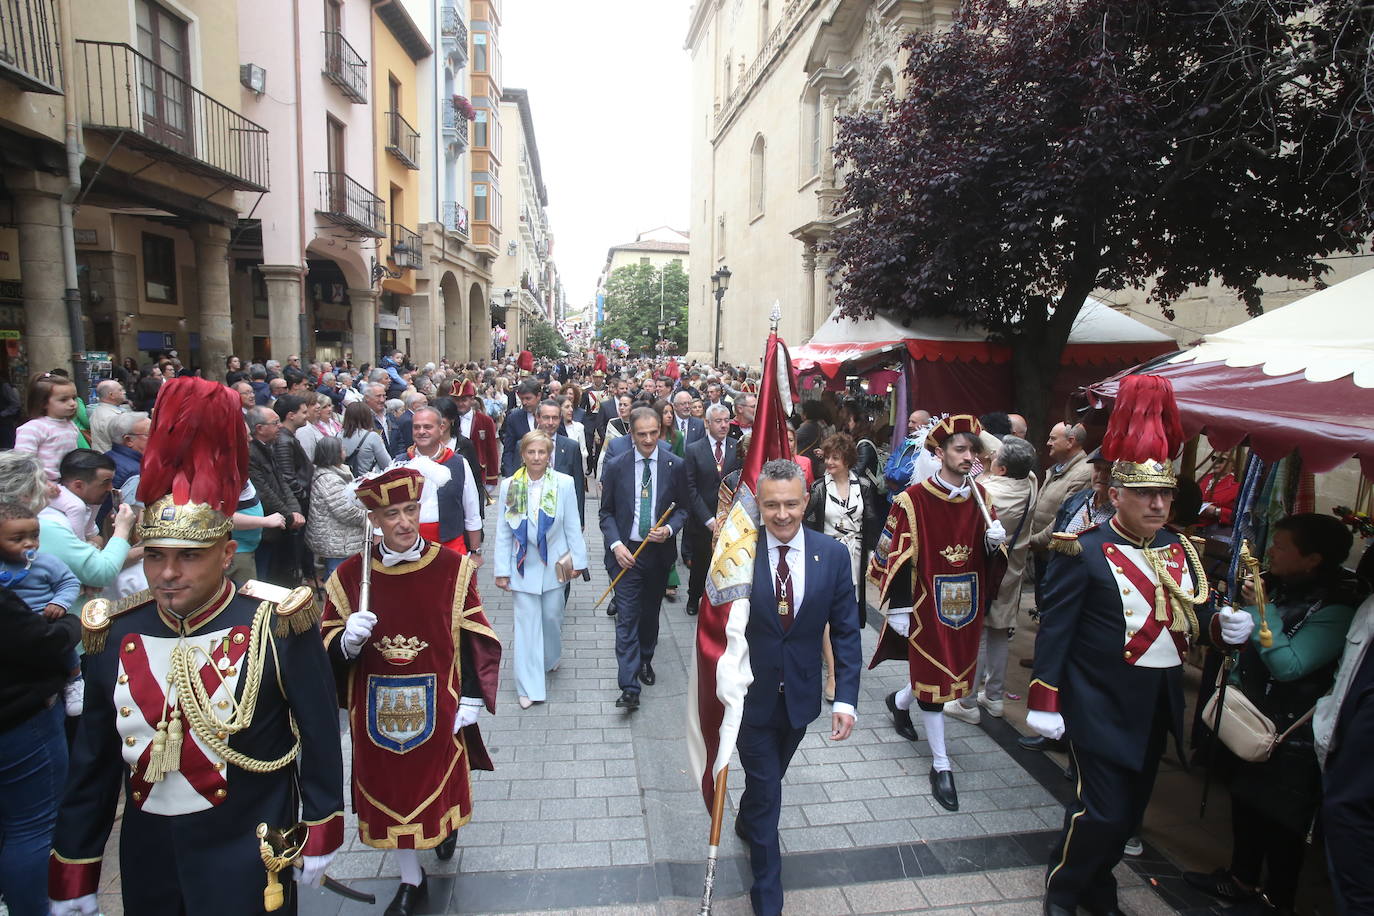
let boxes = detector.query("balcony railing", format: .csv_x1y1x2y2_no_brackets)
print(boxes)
75,41,269,191
322,31,367,103
390,224,423,270
442,201,469,238
0,0,61,93
442,106,470,150
440,3,468,65
385,111,421,170
316,171,385,237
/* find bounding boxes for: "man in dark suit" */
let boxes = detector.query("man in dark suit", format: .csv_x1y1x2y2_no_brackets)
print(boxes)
670,390,706,445
500,380,543,476
536,399,586,526
683,404,739,616
598,407,688,710
735,459,861,916
389,392,425,459
594,377,628,452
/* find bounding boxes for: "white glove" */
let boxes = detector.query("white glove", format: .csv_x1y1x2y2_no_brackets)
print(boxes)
49,895,100,916
886,612,912,638
1026,710,1065,741
985,519,1007,548
1219,607,1256,645
341,610,377,658
295,852,336,888
454,698,483,732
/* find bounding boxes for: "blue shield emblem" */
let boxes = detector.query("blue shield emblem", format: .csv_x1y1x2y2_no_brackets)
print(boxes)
933,573,978,629
366,673,435,753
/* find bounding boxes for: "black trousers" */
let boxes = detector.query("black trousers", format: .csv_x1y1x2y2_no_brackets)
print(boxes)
1230,798,1306,909
1045,697,1168,911
685,525,713,612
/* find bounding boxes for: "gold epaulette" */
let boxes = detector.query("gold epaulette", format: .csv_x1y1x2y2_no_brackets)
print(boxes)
1048,531,1082,557
81,589,152,654
240,580,321,637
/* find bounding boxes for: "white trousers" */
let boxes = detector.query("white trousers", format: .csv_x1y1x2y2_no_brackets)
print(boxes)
512,587,566,701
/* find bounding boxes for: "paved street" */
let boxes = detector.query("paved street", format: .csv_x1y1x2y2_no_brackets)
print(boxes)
88,489,1204,915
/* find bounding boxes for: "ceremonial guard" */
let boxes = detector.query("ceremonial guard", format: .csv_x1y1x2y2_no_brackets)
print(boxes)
1025,375,1240,916
452,380,500,494
868,415,1007,811
49,377,345,916
321,467,501,916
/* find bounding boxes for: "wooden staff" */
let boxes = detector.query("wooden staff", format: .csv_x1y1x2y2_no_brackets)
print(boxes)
698,766,730,915
593,502,678,608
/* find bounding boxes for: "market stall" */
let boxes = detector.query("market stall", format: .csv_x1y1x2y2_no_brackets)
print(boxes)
793,298,1177,417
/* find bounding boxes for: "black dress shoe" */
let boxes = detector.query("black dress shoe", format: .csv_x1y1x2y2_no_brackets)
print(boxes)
615,690,640,710
664,589,678,603
886,690,918,741
638,662,656,686
606,598,618,618
1018,734,1068,753
384,873,428,916
1182,868,1261,903
435,832,457,861
929,768,959,812
1043,901,1075,916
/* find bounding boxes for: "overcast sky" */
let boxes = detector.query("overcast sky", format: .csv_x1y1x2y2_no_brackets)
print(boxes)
502,0,694,309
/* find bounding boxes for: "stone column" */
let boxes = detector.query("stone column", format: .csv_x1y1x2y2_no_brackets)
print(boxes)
815,252,834,324
259,265,304,364
6,169,72,376
347,287,378,368
191,222,233,378
820,95,840,188
409,290,438,366
800,244,818,340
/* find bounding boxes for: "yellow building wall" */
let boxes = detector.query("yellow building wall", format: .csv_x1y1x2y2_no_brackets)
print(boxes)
373,10,422,296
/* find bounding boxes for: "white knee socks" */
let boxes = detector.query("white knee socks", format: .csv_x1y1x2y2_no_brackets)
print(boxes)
921,708,951,772
395,848,423,887
894,683,914,710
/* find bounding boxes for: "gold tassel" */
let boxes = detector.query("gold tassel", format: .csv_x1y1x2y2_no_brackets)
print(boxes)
82,625,108,655
1049,533,1082,557
144,718,170,783
1153,584,1169,624
163,708,183,771
272,588,321,638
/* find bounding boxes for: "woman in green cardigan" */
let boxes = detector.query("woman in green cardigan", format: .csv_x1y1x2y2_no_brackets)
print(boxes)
1186,513,1366,914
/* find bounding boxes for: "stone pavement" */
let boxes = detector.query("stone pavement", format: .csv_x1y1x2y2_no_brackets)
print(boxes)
87,488,1205,915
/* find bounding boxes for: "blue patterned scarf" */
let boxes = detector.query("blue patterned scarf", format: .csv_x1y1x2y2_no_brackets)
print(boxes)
505,467,557,574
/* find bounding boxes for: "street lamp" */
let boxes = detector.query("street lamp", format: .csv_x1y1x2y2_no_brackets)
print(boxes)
710,265,731,366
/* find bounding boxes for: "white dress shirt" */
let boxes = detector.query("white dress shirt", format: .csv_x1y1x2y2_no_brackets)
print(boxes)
457,409,474,440
611,449,659,552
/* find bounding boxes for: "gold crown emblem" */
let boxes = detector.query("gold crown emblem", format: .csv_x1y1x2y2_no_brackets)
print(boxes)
375,635,429,665
137,494,233,547
940,544,972,567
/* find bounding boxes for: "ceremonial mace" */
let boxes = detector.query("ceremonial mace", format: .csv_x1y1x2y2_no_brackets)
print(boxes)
698,766,730,914
966,475,1009,558
593,502,678,608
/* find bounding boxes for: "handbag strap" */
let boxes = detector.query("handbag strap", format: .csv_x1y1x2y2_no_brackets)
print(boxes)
1275,705,1318,744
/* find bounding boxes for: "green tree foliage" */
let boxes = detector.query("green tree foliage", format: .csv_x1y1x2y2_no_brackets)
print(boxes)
828,0,1371,436
527,320,567,360
600,261,689,354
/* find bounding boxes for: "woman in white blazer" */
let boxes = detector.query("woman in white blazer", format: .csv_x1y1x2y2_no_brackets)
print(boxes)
494,429,589,708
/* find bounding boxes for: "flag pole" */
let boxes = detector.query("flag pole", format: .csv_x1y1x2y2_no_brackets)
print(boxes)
697,766,730,915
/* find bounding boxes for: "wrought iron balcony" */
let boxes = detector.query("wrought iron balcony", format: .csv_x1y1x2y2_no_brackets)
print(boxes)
322,30,367,103
385,111,421,170
0,0,61,93
440,3,468,65
316,171,385,237
75,41,269,191
390,224,423,270
442,105,470,151
442,201,469,238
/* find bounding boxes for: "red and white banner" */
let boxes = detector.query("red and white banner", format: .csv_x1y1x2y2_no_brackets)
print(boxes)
686,329,795,811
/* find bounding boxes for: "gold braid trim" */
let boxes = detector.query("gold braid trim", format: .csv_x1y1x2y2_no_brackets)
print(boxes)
1049,532,1082,557
1141,537,1207,641
271,586,321,638
162,601,300,777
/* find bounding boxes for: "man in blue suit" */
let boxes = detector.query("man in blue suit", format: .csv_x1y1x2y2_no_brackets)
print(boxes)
536,399,586,526
598,407,688,710
735,460,862,916
500,380,543,476
670,390,706,445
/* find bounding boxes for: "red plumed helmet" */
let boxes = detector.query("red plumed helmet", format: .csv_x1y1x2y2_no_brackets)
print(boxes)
1099,374,1184,465
136,376,248,516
